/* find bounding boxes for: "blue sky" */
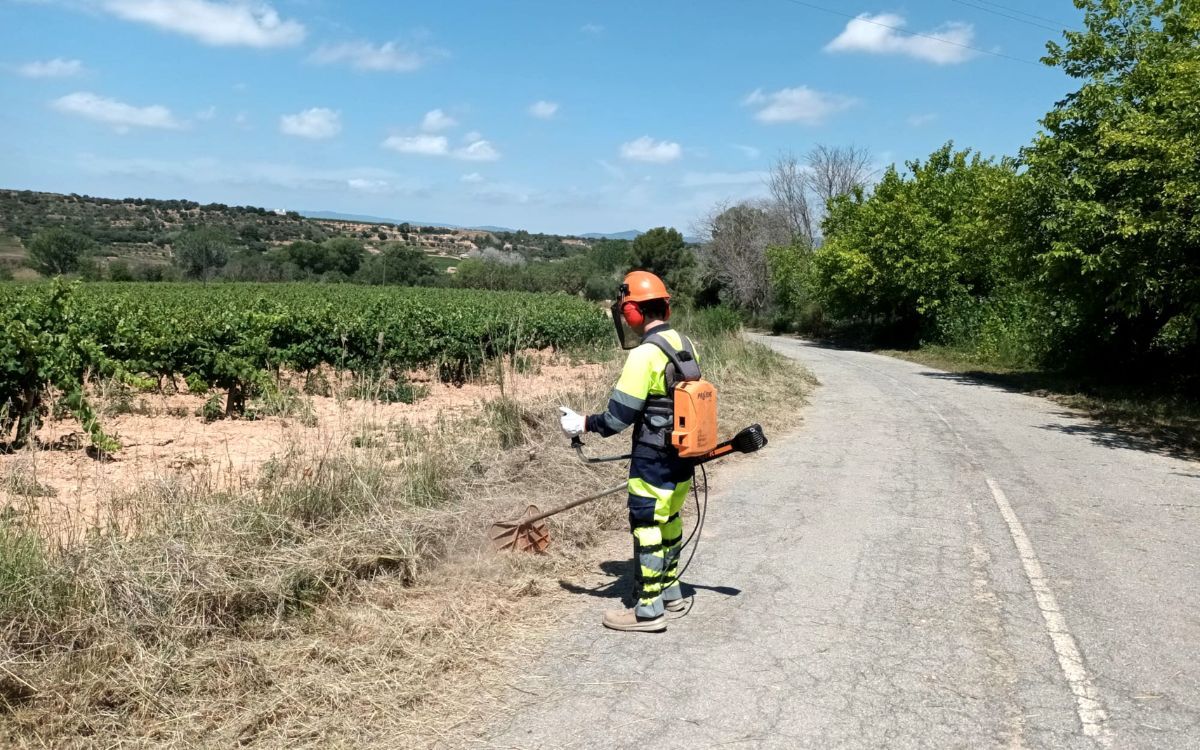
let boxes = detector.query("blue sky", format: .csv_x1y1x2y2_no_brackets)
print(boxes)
1,0,1085,235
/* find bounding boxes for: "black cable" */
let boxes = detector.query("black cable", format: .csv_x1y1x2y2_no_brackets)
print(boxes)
772,0,1042,66
947,0,1067,33
957,0,1076,28
658,463,709,606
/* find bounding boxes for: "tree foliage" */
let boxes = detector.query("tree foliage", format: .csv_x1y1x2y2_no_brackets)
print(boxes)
1023,0,1200,370
628,227,696,301
27,228,94,276
173,227,232,280
357,244,437,286
700,203,789,313
811,144,1027,337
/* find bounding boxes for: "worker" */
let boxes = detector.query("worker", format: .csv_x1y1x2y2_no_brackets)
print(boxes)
559,270,697,633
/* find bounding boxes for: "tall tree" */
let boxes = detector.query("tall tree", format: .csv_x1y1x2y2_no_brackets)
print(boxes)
173,227,231,280
806,145,875,212
1023,0,1200,371
699,202,790,312
27,228,93,276
628,227,696,301
766,153,815,246
812,144,1025,338
356,244,436,286
766,146,875,247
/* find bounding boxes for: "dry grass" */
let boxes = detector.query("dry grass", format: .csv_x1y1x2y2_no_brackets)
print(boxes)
0,328,812,748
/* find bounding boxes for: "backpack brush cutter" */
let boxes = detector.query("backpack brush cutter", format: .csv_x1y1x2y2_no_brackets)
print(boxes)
489,424,768,553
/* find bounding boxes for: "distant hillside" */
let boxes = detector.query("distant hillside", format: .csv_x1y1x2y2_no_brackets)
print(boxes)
300,210,461,229
0,189,616,275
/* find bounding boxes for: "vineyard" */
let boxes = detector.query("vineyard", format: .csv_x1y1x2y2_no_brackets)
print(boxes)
0,282,610,451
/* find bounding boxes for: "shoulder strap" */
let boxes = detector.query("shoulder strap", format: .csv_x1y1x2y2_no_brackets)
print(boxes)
645,332,701,383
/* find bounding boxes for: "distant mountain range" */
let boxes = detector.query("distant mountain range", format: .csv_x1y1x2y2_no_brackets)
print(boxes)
301,211,650,241
581,230,643,241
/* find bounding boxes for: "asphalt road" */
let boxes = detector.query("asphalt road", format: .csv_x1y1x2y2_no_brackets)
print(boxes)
480,338,1200,749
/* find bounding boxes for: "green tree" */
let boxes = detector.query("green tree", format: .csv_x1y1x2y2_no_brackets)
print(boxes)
1023,0,1200,371
27,228,94,276
811,144,1026,340
320,237,365,276
766,242,820,331
628,227,697,301
173,227,231,280
356,244,437,286
588,239,631,274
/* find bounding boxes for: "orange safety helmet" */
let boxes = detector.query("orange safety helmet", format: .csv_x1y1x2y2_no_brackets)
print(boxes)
621,270,671,303
616,271,672,339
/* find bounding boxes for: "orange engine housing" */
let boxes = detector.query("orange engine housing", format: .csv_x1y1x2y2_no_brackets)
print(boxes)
671,380,719,458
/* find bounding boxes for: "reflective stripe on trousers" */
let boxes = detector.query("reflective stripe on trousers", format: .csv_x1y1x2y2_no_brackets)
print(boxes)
627,476,690,618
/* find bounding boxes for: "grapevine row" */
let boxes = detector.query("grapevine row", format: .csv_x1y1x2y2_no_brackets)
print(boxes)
0,282,610,450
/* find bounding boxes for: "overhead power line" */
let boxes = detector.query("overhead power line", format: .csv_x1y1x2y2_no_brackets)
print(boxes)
961,0,1078,28
948,0,1069,34
773,0,1043,66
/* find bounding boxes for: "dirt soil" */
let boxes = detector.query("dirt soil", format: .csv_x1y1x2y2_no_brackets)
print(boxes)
1,354,609,530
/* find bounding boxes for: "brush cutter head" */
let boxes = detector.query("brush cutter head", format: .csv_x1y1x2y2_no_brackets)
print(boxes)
730,424,768,454
489,505,551,553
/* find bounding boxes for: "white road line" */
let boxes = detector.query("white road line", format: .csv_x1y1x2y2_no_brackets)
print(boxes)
770,339,1113,745
984,477,1111,744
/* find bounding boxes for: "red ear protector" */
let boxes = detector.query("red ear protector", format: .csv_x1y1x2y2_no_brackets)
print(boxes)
619,300,671,328
621,301,644,328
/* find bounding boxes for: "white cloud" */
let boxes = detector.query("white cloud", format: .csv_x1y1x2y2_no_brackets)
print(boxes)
420,108,457,132
581,23,604,34
196,105,217,121
680,171,767,188
383,125,500,161
52,91,183,132
454,139,500,162
102,0,305,48
528,100,558,119
460,172,485,183
619,136,682,164
17,58,84,78
825,13,975,65
279,107,340,139
908,113,938,127
743,87,857,125
310,40,437,72
347,178,391,193
733,144,761,159
382,134,449,156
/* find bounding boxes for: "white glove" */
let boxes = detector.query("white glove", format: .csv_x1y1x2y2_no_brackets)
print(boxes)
559,406,585,438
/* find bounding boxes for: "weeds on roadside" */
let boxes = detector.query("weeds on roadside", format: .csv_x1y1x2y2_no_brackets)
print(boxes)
0,328,814,747
248,382,318,426
1,462,56,499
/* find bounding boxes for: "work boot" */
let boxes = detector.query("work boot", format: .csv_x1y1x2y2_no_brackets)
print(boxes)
664,597,688,613
602,608,666,633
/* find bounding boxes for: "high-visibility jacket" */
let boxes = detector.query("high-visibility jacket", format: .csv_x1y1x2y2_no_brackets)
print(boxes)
585,325,696,444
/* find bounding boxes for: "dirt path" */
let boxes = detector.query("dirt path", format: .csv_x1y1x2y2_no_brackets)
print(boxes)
476,337,1200,749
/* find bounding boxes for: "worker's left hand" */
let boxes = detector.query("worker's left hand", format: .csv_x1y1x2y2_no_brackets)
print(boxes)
558,406,585,438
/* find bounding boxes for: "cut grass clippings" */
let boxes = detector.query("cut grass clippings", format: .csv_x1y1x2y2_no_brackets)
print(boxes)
0,325,813,749
880,345,1200,461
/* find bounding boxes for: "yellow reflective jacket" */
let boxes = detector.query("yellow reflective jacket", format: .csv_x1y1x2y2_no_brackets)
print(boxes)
585,326,696,437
